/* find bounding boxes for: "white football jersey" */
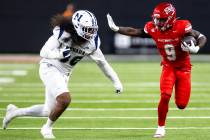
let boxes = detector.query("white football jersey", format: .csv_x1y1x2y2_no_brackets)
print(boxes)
40,26,102,74
40,26,122,93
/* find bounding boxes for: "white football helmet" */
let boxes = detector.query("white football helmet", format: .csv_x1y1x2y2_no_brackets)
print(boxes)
72,10,98,40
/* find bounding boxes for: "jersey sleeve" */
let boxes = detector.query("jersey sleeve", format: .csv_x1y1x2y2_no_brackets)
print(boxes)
53,26,71,43
179,20,192,34
143,21,153,35
40,35,64,59
184,20,192,33
88,48,105,62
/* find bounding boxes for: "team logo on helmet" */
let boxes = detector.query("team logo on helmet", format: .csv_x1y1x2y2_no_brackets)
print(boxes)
164,5,175,15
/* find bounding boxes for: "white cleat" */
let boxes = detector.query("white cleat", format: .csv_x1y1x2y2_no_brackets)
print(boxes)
153,126,166,138
2,104,18,129
40,124,55,139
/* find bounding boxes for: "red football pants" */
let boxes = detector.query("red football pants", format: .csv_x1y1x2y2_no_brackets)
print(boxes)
158,65,191,126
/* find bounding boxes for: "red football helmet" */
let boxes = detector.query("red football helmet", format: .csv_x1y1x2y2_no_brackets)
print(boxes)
152,2,176,31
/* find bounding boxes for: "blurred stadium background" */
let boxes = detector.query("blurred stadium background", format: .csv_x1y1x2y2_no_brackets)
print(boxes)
0,0,210,140
0,0,210,55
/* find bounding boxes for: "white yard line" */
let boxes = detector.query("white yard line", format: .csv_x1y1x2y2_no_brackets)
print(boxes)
0,99,209,103
1,93,210,97
0,78,15,84
6,127,210,130
1,107,210,111
1,82,209,87
1,88,209,93
0,70,28,76
0,116,210,119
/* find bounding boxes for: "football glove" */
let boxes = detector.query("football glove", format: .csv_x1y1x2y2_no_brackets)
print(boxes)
107,14,119,32
60,47,71,58
181,40,200,53
114,82,123,94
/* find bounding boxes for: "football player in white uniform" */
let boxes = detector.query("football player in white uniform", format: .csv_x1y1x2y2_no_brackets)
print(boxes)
2,10,123,139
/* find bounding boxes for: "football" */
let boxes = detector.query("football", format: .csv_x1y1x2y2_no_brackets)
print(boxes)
182,36,197,45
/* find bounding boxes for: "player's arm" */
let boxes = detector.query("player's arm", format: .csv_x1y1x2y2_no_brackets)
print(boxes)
185,29,207,48
182,29,207,53
88,48,123,94
107,14,151,38
40,26,71,59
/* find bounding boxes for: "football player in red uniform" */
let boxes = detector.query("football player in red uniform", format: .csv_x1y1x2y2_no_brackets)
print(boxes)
107,2,207,138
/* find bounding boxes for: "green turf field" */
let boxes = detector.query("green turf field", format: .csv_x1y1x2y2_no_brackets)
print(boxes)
0,62,210,140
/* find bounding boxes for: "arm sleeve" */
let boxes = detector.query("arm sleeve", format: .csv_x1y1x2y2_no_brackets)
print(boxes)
88,49,122,88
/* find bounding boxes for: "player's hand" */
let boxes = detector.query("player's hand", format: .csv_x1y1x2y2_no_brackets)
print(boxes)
114,82,123,94
60,47,71,58
181,40,200,53
107,13,119,32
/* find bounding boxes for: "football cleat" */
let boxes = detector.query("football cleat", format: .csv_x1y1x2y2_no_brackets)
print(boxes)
153,126,166,138
2,104,18,129
40,124,55,139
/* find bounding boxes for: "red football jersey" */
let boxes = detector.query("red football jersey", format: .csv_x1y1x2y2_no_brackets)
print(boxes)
144,20,192,69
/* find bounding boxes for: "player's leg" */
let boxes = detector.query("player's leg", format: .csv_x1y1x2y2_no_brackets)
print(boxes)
40,63,71,139
2,104,48,129
49,92,71,121
2,63,53,129
41,92,71,138
154,66,175,138
175,70,191,110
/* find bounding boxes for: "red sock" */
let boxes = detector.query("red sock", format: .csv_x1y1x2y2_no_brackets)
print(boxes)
158,94,171,126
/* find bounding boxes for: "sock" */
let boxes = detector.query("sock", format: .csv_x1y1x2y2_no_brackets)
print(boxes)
158,94,171,126
14,104,48,117
158,126,165,130
45,118,54,128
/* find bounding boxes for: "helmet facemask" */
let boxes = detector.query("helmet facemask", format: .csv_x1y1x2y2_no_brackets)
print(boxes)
153,16,174,31
80,25,98,40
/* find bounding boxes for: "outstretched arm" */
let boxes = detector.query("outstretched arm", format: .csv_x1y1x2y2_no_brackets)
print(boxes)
89,49,123,94
107,14,151,38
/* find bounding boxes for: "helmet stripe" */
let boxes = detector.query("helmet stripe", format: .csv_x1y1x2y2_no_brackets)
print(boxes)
84,10,97,26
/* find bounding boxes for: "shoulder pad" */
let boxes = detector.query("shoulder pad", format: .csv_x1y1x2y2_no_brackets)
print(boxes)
175,20,192,34
53,26,71,42
144,21,154,34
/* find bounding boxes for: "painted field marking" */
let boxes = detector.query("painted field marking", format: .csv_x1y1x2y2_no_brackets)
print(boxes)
0,70,28,76
1,82,210,87
0,78,15,84
1,107,210,111
0,99,209,103
0,116,210,119
6,127,210,130
1,93,210,97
